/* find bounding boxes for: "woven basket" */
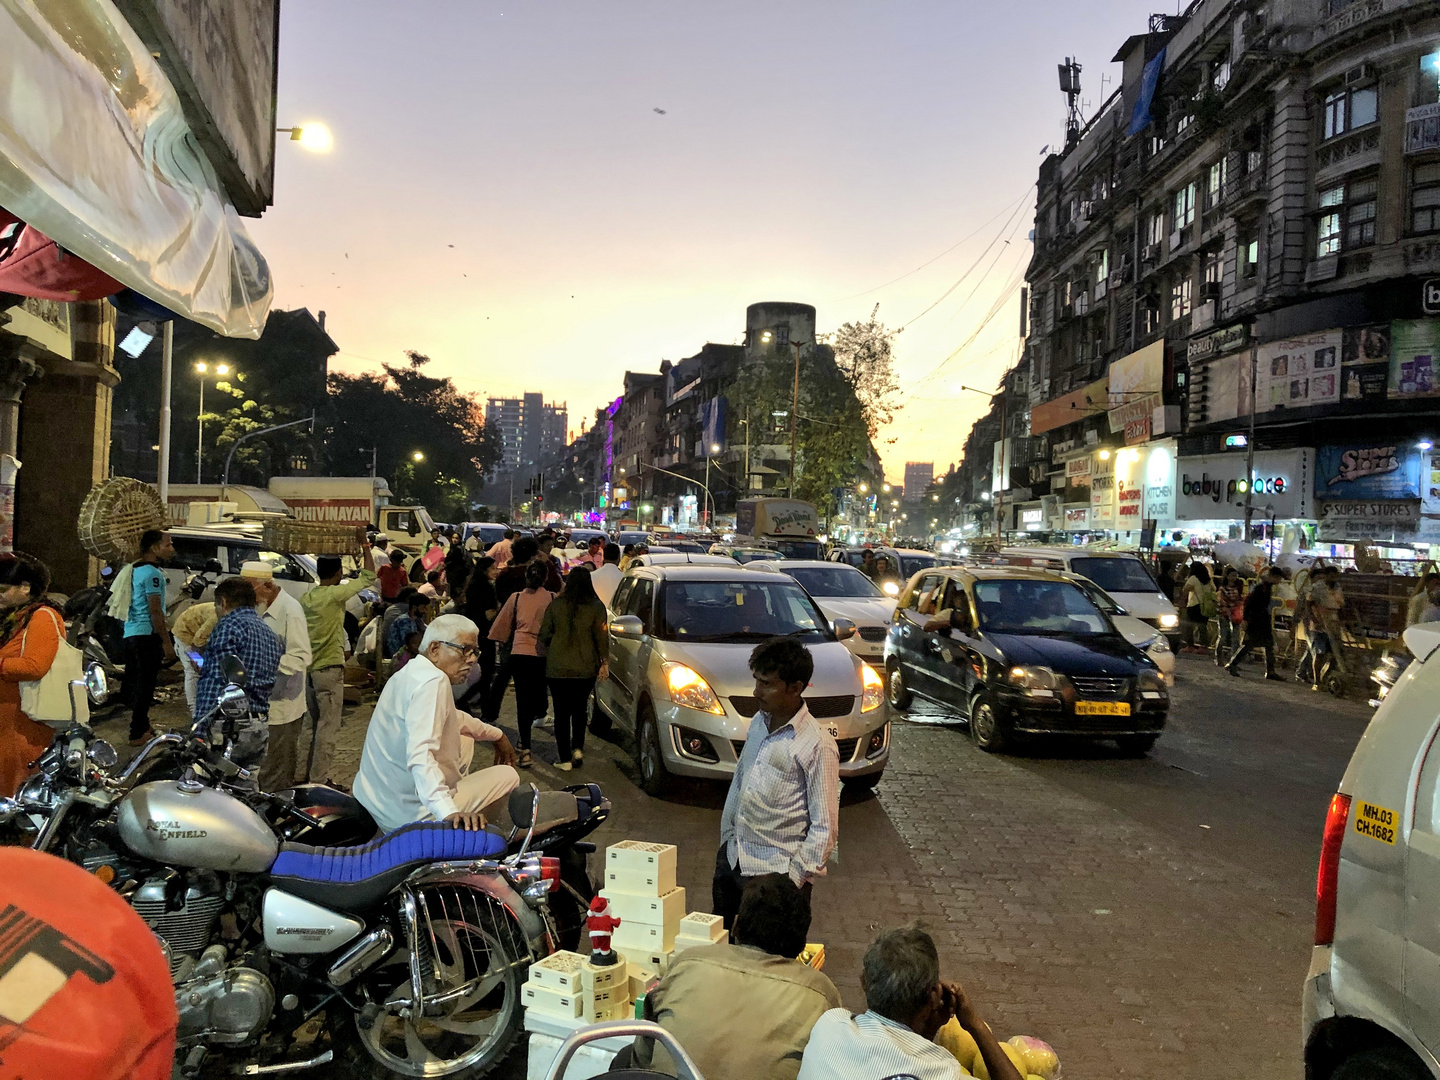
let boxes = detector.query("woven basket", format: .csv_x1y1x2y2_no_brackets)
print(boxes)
77,478,166,562
261,519,365,556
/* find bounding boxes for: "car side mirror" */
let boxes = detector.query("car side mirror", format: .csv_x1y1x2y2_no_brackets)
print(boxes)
832,617,857,641
610,615,644,639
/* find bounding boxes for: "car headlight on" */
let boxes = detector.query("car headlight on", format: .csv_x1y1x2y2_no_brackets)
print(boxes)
1137,670,1167,699
663,662,725,715
860,663,884,712
1148,635,1171,652
1158,613,1179,629
1006,665,1062,697
882,581,900,596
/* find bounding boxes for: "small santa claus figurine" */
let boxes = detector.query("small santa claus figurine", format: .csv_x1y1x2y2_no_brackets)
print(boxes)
587,896,622,966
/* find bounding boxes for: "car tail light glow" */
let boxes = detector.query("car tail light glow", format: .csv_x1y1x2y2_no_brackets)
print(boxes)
1315,792,1352,946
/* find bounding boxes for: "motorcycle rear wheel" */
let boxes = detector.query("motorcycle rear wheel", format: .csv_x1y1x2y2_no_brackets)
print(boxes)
341,918,522,1078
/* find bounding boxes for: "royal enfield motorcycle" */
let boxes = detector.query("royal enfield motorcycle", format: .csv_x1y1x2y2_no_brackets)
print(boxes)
0,662,610,1077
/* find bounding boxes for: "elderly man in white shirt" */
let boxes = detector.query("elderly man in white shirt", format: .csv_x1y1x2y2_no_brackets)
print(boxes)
354,613,521,832
243,563,313,793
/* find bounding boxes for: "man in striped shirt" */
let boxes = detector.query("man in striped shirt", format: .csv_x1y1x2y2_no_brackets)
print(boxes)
714,638,840,937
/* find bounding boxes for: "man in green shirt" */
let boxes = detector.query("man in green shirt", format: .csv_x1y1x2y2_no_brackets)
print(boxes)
300,541,375,787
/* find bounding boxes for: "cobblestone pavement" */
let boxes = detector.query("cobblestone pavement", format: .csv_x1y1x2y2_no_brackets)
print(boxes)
97,648,1374,1078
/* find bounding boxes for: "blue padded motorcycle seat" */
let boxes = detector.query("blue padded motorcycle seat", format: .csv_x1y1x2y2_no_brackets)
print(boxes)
268,821,507,912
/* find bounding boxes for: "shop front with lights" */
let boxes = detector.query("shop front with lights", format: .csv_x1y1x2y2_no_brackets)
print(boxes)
1172,447,1316,549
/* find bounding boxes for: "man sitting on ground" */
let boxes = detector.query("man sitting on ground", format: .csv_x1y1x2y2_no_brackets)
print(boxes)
629,874,842,1080
798,925,1023,1080
354,614,520,832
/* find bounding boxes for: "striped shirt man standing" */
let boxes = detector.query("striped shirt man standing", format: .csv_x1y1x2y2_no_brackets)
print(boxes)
714,638,839,939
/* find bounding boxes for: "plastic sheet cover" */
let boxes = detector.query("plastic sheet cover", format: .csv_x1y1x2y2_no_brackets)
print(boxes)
0,0,273,337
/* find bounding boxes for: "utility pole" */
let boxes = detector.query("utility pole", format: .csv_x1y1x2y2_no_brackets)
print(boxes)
789,341,801,498
1243,347,1257,542
744,406,751,496
157,322,173,505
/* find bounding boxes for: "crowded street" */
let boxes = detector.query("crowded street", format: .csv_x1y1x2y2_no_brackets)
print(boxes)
87,646,1371,1080
11,1,1440,1078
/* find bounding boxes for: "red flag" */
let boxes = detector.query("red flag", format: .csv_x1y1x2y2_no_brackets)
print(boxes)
0,210,122,301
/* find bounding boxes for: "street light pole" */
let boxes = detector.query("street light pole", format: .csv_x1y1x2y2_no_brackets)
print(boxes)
196,375,205,485
157,322,173,505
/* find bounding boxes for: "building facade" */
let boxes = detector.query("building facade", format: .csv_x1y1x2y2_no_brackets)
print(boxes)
960,0,1440,558
486,392,568,476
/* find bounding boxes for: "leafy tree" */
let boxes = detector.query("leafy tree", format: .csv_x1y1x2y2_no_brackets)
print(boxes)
830,304,901,438
325,351,499,521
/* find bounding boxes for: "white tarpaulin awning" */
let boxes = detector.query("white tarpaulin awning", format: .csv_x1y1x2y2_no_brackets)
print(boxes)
0,0,272,337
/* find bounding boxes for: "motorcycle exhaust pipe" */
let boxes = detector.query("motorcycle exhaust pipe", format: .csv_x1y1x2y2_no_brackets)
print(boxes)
327,927,393,986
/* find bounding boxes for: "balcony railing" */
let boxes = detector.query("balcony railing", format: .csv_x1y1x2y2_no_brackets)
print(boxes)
1406,104,1440,155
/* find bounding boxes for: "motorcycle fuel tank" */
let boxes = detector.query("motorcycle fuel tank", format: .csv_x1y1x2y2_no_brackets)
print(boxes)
118,781,279,872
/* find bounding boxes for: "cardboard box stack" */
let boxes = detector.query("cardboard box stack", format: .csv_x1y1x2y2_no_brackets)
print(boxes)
523,950,635,1080
602,841,682,974
672,911,728,957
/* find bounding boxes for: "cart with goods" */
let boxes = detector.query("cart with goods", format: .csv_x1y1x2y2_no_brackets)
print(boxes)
259,518,365,557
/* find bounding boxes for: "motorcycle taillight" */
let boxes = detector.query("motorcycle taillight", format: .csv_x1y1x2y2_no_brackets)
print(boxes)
540,856,560,892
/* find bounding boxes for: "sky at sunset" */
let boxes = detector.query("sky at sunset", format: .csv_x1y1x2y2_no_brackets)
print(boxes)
249,1,1162,482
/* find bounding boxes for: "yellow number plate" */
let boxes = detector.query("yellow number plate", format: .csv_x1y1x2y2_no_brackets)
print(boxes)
1075,701,1131,716
1354,800,1398,845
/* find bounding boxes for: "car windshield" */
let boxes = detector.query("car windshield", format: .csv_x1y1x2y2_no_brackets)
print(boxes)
784,565,884,598
731,549,780,564
658,580,830,642
1075,580,1124,615
973,579,1112,635
771,538,825,560
1070,557,1158,594
899,554,937,578
618,532,649,547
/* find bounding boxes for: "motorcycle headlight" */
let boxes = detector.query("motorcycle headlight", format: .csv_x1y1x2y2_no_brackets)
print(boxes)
1138,670,1167,698
1006,666,1062,696
882,581,900,597
860,663,884,713
1158,613,1180,629
663,663,725,715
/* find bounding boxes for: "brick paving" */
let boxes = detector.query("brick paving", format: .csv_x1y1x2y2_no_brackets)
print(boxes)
98,649,1374,1078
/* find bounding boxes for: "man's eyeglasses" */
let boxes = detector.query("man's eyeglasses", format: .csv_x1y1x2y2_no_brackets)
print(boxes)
438,641,480,660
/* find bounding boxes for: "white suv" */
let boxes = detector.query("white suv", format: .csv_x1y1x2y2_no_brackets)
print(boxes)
1303,622,1440,1079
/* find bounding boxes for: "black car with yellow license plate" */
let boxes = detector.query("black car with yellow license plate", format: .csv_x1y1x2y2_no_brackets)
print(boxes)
883,565,1169,755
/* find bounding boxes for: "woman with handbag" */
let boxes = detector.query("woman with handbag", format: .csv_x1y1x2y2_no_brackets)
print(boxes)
486,560,554,769
0,555,65,796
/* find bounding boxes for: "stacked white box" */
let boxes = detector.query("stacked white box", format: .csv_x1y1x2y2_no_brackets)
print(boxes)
672,928,728,957
524,950,631,1030
677,911,725,942
604,841,684,959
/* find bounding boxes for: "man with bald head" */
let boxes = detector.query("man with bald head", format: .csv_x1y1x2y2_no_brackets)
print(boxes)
354,613,520,832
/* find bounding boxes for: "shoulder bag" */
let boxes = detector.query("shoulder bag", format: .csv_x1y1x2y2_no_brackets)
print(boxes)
19,608,88,725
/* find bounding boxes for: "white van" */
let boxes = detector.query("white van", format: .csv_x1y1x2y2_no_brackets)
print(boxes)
1302,623,1440,1079
994,546,1180,641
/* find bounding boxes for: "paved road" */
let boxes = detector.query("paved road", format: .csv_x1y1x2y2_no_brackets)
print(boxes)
103,648,1373,1078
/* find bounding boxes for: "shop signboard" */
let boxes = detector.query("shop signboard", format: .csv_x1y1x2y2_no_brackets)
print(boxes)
1063,506,1090,530
1186,322,1250,363
1176,448,1314,522
1021,507,1044,532
1420,451,1440,542
1389,319,1440,398
1316,443,1423,500
1255,331,1342,411
1089,452,1115,530
1316,500,1421,541
1030,377,1108,436
1342,324,1391,403
1124,416,1151,445
1107,440,1177,530
1107,341,1164,434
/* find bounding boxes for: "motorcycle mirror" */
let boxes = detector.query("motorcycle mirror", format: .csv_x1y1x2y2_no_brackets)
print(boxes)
219,685,249,718
88,739,118,769
222,656,248,686
204,559,224,574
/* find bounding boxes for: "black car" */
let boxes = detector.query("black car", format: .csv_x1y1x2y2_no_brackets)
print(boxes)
883,566,1169,755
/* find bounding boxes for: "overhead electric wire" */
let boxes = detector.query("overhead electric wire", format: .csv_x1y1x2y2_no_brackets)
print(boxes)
831,185,1034,303
901,257,1030,404
893,192,1034,333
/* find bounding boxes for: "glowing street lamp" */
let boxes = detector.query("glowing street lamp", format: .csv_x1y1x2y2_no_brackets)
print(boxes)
412,450,425,462
194,361,234,483
277,122,334,153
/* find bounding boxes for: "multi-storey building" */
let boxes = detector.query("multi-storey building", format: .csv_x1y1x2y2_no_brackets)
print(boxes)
969,0,1440,555
485,393,567,476
903,462,935,506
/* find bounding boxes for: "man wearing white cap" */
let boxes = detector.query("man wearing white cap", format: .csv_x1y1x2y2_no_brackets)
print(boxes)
242,562,314,793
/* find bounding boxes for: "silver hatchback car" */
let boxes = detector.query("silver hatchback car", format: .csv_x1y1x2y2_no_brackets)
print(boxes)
593,565,890,796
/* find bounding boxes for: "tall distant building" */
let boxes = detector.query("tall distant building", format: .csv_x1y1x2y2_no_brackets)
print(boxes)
486,393,567,475
903,462,934,505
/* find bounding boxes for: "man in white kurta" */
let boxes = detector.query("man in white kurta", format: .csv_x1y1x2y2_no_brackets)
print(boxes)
246,564,314,793
354,614,520,832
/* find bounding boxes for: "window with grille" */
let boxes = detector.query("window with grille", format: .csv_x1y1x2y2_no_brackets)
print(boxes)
1170,277,1192,321
1316,178,1376,256
1202,249,1222,285
1241,235,1259,278
1146,212,1165,247
1323,86,1378,141
1212,57,1232,93
1420,52,1440,107
1207,159,1228,207
1174,182,1197,230
1413,162,1440,234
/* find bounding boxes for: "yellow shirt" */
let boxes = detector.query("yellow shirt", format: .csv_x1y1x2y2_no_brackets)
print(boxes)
173,603,217,650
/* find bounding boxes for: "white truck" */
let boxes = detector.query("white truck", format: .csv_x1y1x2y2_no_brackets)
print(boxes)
735,497,825,560
162,476,436,554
